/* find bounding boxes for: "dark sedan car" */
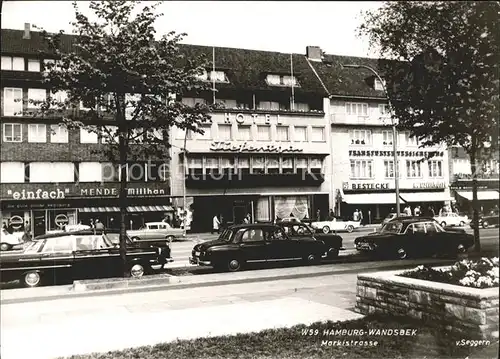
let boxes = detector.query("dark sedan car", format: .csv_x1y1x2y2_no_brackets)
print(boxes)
354,218,474,259
0,230,171,287
189,223,328,272
470,210,499,229
277,222,344,258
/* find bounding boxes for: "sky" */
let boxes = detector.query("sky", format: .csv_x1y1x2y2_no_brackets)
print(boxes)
1,1,384,58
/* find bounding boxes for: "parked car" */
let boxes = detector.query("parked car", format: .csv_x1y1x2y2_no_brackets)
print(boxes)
127,222,184,242
0,229,172,288
381,212,412,226
277,221,344,258
189,223,328,272
434,212,470,227
354,218,474,260
310,216,361,233
470,210,500,229
0,228,23,251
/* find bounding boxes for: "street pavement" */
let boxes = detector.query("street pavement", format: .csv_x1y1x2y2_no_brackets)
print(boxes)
1,258,444,359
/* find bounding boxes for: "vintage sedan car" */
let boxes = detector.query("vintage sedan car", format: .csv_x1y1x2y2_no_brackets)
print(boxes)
127,222,184,242
0,230,171,287
434,212,470,227
189,223,328,272
277,221,344,258
0,228,23,251
310,216,361,234
471,210,499,229
354,218,474,259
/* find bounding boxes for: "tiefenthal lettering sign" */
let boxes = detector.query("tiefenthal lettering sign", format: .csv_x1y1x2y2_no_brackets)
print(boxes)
210,141,303,153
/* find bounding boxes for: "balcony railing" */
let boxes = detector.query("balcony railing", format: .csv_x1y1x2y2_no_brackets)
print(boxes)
331,114,390,126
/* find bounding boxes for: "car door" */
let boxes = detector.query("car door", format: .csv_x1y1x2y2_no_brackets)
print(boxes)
39,235,75,283
238,228,270,261
404,222,428,256
266,227,298,260
73,234,120,279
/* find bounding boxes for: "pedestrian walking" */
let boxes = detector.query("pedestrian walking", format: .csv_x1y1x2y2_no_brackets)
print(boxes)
359,210,364,225
212,215,220,234
414,206,421,216
328,209,334,221
353,209,360,222
94,219,104,230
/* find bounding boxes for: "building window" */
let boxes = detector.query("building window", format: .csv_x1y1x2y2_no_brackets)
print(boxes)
237,125,251,141
311,127,325,142
282,157,293,174
345,102,368,116
125,93,141,120
310,157,323,172
294,126,307,142
382,130,393,146
237,157,250,174
205,157,219,170
405,132,419,146
252,157,265,174
3,88,23,116
182,97,207,107
101,163,120,182
258,101,280,111
296,158,308,171
27,88,47,109
188,158,203,169
127,163,146,182
28,124,47,143
350,130,372,145
1,56,24,71
256,125,271,141
78,162,102,182
267,156,279,174
379,104,389,115
374,78,386,91
29,162,75,183
101,125,119,144
176,128,193,140
236,101,251,110
384,160,401,178
3,123,22,142
276,126,289,141
406,160,422,178
27,59,40,72
130,128,144,144
80,128,98,143
265,74,300,87
350,160,373,179
0,162,25,183
217,124,232,140
220,157,235,170
50,125,69,143
196,70,228,83
149,162,169,181
50,90,69,104
294,103,309,112
197,125,212,140
428,160,443,178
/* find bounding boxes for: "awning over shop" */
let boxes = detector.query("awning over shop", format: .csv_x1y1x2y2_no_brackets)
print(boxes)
342,193,398,204
400,192,454,203
456,190,500,201
79,205,174,213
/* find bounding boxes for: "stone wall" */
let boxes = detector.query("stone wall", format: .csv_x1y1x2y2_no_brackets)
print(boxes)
356,268,499,340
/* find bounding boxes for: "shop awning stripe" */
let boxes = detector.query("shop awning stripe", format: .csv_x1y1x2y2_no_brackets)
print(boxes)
456,190,500,201
342,193,398,204
79,205,173,213
399,192,455,203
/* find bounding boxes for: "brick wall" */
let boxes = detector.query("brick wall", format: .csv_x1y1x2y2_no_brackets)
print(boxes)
356,269,499,340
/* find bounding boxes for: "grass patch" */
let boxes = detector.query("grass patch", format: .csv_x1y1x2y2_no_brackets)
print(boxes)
59,314,497,359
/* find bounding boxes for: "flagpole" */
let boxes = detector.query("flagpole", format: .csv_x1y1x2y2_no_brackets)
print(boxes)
290,53,295,111
212,47,216,104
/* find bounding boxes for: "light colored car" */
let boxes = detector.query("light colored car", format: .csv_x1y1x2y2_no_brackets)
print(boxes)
127,222,184,242
0,228,23,251
434,213,470,227
310,216,361,233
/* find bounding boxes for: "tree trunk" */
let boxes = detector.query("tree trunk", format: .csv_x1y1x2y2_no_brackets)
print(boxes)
470,147,481,252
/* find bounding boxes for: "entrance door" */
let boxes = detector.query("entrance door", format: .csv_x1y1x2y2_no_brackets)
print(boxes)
233,205,247,225
33,210,46,237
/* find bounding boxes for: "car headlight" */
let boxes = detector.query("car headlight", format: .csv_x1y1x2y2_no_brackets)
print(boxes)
195,251,201,256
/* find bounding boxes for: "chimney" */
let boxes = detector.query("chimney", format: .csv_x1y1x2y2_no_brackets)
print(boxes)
23,23,31,40
306,46,322,62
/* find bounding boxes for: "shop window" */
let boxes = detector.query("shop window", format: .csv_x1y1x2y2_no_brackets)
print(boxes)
1,56,24,71
311,127,325,142
267,156,280,174
3,123,23,142
3,88,23,116
276,126,289,141
294,126,307,142
27,88,47,109
256,125,271,141
349,130,372,145
252,156,265,174
7,211,26,233
406,160,422,178
350,160,373,179
220,157,235,172
1,162,25,183
217,124,232,140
382,130,393,146
28,124,47,143
296,158,308,173
205,157,219,170
282,157,294,174
187,158,203,176
237,125,251,141
237,157,250,175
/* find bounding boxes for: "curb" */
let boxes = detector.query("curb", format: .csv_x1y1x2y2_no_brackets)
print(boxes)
2,258,460,305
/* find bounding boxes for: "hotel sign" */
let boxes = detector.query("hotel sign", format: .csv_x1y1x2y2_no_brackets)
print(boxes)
224,113,283,125
210,141,304,153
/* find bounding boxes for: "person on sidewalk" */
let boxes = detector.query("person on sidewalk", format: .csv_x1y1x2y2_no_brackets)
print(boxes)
94,219,104,230
212,215,220,234
414,206,421,216
353,209,359,222
358,210,364,225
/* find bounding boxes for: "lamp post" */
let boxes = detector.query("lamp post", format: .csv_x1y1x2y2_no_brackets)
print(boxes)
342,64,401,217
182,130,188,237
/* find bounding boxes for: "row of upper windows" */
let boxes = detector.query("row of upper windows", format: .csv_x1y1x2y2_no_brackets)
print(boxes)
350,130,420,147
1,123,161,144
176,124,326,142
183,97,313,112
350,159,444,179
0,162,168,184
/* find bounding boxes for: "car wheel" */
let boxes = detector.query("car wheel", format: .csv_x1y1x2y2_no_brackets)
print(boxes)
482,221,489,229
346,225,354,233
131,237,140,242
322,226,330,234
166,235,175,243
23,271,41,288
326,248,339,259
396,248,407,260
304,253,320,265
441,222,446,227
0,243,11,251
227,259,242,272
459,221,465,227
130,263,145,278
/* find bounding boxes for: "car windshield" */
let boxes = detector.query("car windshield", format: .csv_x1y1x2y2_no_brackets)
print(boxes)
24,240,45,253
380,222,403,234
218,229,235,242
